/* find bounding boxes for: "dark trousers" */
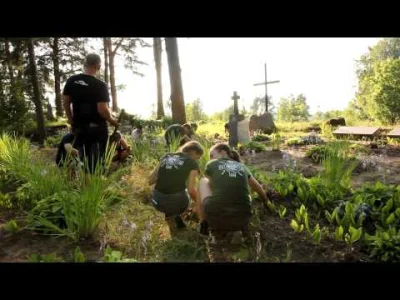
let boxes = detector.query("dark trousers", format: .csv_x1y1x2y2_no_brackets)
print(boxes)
151,189,190,217
74,124,108,174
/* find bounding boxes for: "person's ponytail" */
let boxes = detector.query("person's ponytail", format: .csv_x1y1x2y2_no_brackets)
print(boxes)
228,150,241,162
211,143,241,162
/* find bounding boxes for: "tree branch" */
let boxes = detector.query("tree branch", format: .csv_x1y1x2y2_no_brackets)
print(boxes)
111,38,124,57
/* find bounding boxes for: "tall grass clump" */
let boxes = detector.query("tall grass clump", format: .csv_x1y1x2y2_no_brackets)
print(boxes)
28,140,123,241
320,141,357,192
321,123,334,139
0,133,32,181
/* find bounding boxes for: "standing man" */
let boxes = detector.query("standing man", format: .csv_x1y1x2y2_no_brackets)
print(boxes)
62,53,119,173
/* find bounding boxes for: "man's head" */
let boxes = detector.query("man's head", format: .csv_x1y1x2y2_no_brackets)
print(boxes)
84,53,101,75
137,124,143,131
182,123,192,135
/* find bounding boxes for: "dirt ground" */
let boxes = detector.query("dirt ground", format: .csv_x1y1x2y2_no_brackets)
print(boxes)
242,143,400,187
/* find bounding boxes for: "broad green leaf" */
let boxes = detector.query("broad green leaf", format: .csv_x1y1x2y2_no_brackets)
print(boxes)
335,208,341,225
382,199,393,214
354,194,363,205
290,219,299,232
304,212,310,233
349,226,362,243
386,213,396,225
317,195,325,206
299,224,304,233
312,225,321,245
325,210,333,223
395,208,400,218
74,247,86,263
298,187,304,200
288,183,294,193
335,226,344,241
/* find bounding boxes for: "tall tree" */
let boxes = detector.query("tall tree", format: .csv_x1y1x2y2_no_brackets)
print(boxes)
105,38,149,112
52,37,63,117
103,38,109,86
27,39,46,144
277,94,310,122
153,37,164,119
370,58,400,124
250,96,275,116
354,38,400,122
165,38,186,124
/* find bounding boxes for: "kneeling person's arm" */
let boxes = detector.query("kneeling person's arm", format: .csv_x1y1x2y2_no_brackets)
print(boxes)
249,176,267,202
148,163,160,186
187,170,199,202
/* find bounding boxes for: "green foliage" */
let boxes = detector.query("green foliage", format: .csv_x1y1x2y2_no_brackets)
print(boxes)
4,219,19,234
102,246,138,263
185,99,208,122
366,227,400,262
74,247,86,262
354,38,400,124
278,205,287,219
250,96,275,116
277,94,310,122
270,133,281,151
252,134,270,142
29,253,63,262
286,137,304,146
242,141,266,153
44,134,63,148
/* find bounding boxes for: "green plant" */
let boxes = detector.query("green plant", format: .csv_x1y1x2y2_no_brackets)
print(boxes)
74,247,86,262
271,133,281,151
321,123,333,139
4,219,19,234
306,145,327,163
335,225,344,241
320,141,358,192
29,253,63,262
102,246,137,262
290,219,304,233
366,227,400,262
252,134,270,142
344,226,363,246
278,205,287,219
44,134,63,148
312,224,322,245
243,141,266,153
286,137,304,146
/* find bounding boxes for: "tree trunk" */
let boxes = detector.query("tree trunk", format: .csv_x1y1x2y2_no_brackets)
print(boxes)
103,38,109,86
4,39,14,83
27,39,46,145
108,39,118,112
52,37,63,117
153,38,164,119
165,38,186,124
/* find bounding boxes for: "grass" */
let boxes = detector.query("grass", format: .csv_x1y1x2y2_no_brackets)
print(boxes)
320,141,358,192
2,120,400,262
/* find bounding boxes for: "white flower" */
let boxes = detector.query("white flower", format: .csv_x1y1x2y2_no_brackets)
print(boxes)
130,223,137,231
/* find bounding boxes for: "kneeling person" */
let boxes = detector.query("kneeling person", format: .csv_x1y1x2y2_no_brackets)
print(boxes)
198,143,267,237
149,141,203,230
56,132,79,167
164,123,193,147
110,131,131,163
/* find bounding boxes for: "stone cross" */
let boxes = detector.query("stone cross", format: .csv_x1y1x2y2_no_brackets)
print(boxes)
231,91,240,116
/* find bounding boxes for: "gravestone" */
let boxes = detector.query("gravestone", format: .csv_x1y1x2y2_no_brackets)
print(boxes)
229,91,241,148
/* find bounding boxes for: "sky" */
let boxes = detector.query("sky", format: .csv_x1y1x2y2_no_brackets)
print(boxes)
100,38,381,118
